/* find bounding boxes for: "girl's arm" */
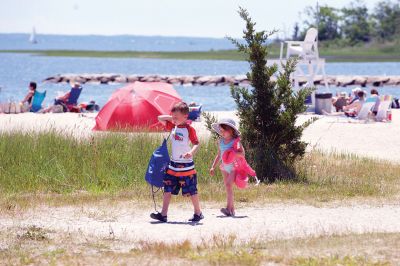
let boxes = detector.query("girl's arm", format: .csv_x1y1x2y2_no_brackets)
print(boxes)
235,139,245,157
209,145,221,176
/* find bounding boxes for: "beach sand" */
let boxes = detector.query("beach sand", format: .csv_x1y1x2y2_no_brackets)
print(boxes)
1,110,399,162
1,201,400,246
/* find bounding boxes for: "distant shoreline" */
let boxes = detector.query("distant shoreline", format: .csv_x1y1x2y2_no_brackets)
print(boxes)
1,49,400,62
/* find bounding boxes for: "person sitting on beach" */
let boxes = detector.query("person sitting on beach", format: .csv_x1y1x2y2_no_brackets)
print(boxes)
370,88,380,116
20,81,37,111
332,91,348,112
343,90,365,117
41,82,82,113
348,88,361,104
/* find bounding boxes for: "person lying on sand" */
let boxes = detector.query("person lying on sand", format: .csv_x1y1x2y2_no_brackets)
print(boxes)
343,90,365,117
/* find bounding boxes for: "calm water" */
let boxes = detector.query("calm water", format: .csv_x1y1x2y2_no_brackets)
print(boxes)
0,33,236,51
1,31,400,112
0,53,399,111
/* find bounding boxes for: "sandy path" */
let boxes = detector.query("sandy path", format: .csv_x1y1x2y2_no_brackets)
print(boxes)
1,202,400,247
301,112,400,163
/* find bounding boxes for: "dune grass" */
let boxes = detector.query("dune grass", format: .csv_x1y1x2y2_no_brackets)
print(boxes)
0,130,399,207
1,228,397,265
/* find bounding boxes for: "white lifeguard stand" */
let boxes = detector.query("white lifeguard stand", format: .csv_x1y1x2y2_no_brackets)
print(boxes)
280,28,329,107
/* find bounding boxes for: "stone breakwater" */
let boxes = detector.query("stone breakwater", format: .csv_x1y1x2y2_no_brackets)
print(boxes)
43,74,400,87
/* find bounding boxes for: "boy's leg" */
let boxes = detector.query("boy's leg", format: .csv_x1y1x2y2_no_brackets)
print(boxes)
161,192,172,216
182,170,202,217
154,171,178,219
190,194,201,215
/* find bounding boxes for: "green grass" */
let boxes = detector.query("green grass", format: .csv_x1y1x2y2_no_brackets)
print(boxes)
0,131,399,206
1,40,400,62
0,49,249,61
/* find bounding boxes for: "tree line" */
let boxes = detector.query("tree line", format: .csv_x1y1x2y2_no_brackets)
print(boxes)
293,0,400,44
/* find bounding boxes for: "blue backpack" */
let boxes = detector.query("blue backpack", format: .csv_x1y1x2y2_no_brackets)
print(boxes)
145,137,170,188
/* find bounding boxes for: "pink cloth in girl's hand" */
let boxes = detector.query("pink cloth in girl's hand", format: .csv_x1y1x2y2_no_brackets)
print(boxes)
221,138,256,189
221,137,241,164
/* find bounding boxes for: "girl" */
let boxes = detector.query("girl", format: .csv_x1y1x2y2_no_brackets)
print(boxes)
209,118,243,217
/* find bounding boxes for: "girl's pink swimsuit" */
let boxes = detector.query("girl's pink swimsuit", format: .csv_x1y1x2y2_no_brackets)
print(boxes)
221,138,256,189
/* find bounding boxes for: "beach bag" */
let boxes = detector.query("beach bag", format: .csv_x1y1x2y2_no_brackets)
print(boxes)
4,102,21,114
145,137,170,188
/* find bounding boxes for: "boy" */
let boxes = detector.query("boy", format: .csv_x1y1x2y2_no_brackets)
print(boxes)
150,102,204,222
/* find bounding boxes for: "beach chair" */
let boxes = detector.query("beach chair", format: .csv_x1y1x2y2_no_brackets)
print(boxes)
188,105,202,121
30,90,46,112
281,28,319,61
355,97,377,120
376,95,393,122
66,87,82,111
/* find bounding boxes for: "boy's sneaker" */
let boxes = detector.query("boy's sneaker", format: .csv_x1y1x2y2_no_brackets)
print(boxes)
188,212,204,222
150,212,167,222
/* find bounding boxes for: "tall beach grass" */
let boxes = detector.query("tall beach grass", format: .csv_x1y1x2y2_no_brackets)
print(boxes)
0,130,399,203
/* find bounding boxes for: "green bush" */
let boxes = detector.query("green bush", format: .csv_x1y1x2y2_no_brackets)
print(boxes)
227,8,315,181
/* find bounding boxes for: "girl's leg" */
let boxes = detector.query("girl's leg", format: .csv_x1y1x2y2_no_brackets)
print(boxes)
223,170,235,214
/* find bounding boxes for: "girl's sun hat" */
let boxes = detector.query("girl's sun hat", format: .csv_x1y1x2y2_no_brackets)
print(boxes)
211,118,240,136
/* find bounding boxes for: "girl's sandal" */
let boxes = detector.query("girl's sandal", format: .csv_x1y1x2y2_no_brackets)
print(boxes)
220,208,231,216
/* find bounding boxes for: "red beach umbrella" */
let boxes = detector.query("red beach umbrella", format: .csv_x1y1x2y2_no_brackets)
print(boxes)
94,82,181,131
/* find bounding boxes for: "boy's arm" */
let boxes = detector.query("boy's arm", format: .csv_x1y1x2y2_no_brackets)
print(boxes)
182,126,200,159
182,143,199,159
158,115,172,125
185,143,200,158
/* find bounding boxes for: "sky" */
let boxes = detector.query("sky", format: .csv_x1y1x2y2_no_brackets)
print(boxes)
0,0,383,38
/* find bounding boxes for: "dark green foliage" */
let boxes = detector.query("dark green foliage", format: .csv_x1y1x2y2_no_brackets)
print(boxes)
302,5,341,41
341,1,372,44
227,8,315,182
297,0,400,44
202,112,219,140
372,0,400,41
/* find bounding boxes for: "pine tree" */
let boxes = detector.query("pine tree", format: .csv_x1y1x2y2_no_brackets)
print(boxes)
227,7,315,181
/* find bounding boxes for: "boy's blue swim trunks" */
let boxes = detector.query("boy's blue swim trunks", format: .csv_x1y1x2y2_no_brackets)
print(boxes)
164,161,197,196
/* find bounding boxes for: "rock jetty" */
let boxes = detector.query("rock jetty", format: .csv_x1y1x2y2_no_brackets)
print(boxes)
43,74,400,87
